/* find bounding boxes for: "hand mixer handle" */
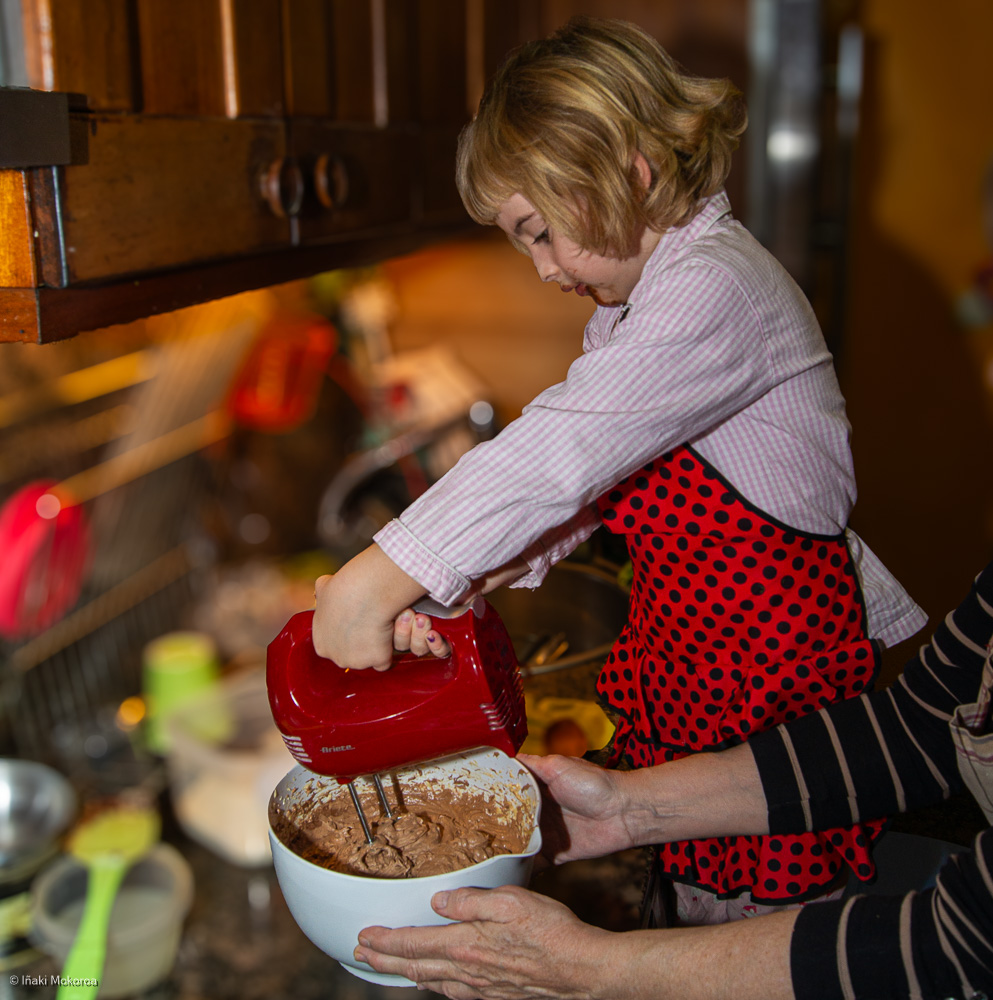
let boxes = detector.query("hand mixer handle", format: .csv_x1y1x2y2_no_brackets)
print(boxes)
383,595,486,670
266,595,525,779
411,596,486,631
412,595,486,617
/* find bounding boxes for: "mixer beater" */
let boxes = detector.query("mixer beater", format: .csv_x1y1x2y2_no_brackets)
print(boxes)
266,597,527,842
347,775,393,843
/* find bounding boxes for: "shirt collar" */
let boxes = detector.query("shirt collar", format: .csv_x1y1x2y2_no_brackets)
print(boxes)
643,188,732,273
594,189,733,331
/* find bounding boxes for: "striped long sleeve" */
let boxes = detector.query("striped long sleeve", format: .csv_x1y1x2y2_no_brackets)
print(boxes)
748,561,993,998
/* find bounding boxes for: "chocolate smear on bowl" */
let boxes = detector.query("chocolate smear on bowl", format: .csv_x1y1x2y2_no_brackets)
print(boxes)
270,774,532,879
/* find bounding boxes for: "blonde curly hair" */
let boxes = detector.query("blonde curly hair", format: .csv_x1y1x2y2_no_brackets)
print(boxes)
456,16,747,257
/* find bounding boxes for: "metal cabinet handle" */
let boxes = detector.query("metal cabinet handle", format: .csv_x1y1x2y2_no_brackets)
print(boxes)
260,157,305,218
313,153,349,210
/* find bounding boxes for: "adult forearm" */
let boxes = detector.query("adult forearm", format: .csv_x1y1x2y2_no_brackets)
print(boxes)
617,742,770,844
606,911,797,1000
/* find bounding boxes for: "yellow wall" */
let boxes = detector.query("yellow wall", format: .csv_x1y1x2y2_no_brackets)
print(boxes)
842,0,993,677
862,0,992,295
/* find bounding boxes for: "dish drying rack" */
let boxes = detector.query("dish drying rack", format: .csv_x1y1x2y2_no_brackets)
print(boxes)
0,297,262,773
0,309,497,781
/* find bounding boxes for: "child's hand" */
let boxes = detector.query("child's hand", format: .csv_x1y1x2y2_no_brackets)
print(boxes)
393,609,451,657
311,544,426,670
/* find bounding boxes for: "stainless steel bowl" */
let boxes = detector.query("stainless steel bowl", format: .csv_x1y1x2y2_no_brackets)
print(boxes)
0,758,76,872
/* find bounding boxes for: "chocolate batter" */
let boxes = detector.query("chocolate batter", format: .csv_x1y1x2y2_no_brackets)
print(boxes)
270,774,532,879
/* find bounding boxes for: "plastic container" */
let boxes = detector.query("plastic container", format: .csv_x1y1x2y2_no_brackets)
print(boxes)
29,842,193,999
269,748,541,987
142,631,221,754
165,667,294,866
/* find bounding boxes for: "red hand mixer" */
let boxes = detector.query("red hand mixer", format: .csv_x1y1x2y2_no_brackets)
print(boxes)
266,597,527,840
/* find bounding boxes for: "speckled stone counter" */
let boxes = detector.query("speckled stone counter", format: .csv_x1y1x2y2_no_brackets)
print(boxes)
6,820,645,1000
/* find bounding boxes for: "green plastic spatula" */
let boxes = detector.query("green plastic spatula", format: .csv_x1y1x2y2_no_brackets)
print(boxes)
56,805,161,1000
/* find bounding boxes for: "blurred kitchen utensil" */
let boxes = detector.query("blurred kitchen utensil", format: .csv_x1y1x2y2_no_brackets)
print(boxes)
227,314,337,433
31,842,192,999
142,630,222,755
0,759,77,869
0,759,77,969
164,667,292,866
522,631,569,671
0,480,90,640
57,804,160,1000
487,561,629,678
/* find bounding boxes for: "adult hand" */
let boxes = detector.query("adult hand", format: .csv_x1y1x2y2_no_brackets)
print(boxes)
312,545,426,670
520,753,637,865
354,885,614,1000
531,744,771,851
393,556,531,658
355,883,798,1000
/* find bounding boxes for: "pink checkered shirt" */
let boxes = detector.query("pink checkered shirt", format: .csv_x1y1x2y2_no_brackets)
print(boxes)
376,191,925,647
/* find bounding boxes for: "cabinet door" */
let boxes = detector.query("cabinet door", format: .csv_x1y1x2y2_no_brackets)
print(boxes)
282,0,426,125
415,0,539,224
33,116,290,284
290,123,413,244
21,0,136,111
2,0,493,342
282,0,336,119
416,0,471,224
0,170,39,342
135,0,284,117
285,0,416,244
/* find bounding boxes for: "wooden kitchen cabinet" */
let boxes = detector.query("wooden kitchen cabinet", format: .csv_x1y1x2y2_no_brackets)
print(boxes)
30,117,291,284
0,0,535,344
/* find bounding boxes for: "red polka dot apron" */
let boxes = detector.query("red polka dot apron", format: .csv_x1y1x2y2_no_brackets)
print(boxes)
595,445,886,903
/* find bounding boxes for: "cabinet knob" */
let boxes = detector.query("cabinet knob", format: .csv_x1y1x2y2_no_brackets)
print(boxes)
313,153,349,210
261,157,304,218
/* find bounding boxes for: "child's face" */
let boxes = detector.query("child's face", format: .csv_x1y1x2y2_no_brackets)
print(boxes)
496,194,657,308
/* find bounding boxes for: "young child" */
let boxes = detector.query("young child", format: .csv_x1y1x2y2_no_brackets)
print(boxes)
312,16,926,921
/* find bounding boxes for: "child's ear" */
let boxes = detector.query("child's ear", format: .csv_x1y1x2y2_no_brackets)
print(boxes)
632,151,653,192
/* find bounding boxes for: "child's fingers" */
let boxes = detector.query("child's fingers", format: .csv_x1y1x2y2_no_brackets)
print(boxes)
408,614,432,656
424,629,451,658
410,614,450,658
395,611,451,657
393,609,414,651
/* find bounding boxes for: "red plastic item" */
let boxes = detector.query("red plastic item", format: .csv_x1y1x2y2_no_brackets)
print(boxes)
266,598,526,782
0,480,90,640
228,316,337,433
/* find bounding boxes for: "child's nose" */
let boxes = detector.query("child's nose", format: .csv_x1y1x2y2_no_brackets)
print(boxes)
533,252,559,283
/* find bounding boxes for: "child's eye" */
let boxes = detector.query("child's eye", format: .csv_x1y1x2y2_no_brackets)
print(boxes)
532,228,550,245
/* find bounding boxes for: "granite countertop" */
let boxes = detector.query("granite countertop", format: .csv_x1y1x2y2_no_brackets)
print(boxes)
7,798,645,1000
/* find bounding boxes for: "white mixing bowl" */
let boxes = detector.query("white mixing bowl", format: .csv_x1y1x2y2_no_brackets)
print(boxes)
269,747,542,987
